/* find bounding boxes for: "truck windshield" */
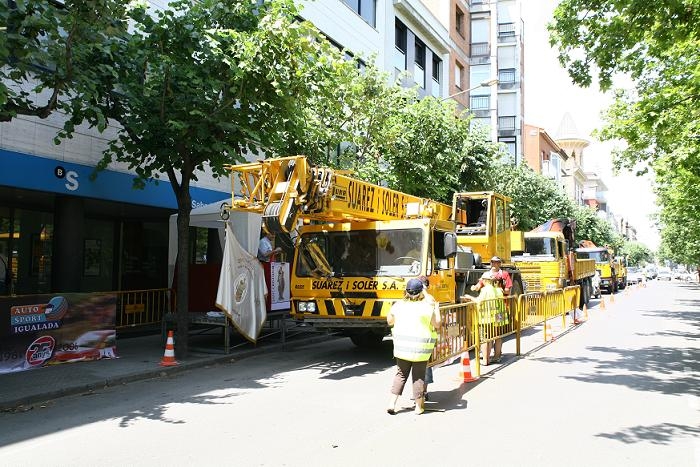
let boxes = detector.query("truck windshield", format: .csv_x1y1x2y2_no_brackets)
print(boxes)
296,229,424,278
524,238,557,257
576,251,609,263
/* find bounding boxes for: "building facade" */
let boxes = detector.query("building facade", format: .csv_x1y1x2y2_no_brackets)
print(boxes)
468,0,525,163
299,0,451,100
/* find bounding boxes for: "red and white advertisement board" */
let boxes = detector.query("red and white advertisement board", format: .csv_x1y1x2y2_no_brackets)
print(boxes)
0,293,117,374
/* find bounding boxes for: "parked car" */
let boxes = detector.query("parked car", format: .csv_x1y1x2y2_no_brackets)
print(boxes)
644,265,658,280
626,267,644,285
657,267,672,281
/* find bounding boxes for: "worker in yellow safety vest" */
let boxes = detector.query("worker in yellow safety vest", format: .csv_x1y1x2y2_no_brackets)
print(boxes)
386,278,441,415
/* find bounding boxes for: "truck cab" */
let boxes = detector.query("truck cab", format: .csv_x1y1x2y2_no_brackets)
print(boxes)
512,232,568,291
452,191,524,296
576,247,617,294
512,231,595,306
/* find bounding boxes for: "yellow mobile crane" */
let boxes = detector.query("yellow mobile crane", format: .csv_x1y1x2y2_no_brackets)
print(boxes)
224,156,474,346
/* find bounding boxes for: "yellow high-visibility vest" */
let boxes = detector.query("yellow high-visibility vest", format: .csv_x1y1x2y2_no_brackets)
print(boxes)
391,300,436,362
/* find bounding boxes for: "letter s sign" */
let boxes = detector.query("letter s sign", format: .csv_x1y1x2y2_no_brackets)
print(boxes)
65,170,79,191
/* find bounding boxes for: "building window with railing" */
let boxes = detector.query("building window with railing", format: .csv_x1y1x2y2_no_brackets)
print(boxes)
432,55,442,97
342,0,377,28
470,42,489,57
498,22,516,37
414,39,426,88
394,19,407,71
470,95,490,110
498,116,516,131
498,68,516,84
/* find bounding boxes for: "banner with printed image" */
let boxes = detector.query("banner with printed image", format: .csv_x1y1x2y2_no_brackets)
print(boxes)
0,292,117,374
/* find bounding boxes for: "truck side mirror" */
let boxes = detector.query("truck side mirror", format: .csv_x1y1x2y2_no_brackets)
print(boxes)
443,232,457,258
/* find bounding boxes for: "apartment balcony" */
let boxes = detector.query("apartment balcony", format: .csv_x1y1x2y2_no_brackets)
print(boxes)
497,22,516,43
497,115,517,135
470,42,489,57
469,95,490,111
469,42,491,66
498,68,517,89
468,0,490,13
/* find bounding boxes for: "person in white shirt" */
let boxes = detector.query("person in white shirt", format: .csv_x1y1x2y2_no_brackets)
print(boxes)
257,231,281,262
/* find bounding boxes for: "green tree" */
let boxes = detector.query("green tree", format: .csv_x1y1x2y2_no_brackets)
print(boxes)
571,204,622,250
373,97,498,203
291,62,501,204
1,0,127,121
52,0,349,357
654,161,700,267
483,162,574,231
549,0,696,266
620,241,654,266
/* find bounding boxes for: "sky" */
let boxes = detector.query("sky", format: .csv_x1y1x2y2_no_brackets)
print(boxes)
521,0,661,250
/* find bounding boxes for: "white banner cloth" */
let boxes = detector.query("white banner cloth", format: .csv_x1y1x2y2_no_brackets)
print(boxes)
216,223,267,342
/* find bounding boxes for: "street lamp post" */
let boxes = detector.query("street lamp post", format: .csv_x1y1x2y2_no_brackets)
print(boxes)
440,78,499,102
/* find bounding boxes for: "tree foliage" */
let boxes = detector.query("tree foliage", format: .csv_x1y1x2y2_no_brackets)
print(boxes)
549,0,698,266
570,204,623,251
0,0,127,121
478,162,625,250
483,163,574,231
655,162,700,266
292,65,501,204
620,241,654,266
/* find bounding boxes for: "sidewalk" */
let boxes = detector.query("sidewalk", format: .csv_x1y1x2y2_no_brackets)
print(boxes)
0,323,334,411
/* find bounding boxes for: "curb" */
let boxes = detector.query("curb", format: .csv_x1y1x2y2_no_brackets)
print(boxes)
1,332,338,411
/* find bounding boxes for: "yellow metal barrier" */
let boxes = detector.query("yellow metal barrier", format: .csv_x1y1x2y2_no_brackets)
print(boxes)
116,288,173,329
425,285,584,378
429,301,476,367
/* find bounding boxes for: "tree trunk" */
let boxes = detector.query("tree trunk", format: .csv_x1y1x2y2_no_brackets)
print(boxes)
175,191,192,359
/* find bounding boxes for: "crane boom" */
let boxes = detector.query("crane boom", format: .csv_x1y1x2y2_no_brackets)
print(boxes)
224,155,452,233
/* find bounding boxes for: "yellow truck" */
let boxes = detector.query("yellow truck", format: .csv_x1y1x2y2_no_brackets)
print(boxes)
511,228,596,306
224,156,474,346
451,191,525,296
576,243,617,294
614,256,628,290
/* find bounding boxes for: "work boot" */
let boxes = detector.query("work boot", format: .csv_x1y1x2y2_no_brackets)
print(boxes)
414,397,424,415
387,395,399,415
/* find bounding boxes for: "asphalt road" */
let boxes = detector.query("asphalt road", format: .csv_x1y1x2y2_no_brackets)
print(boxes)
0,281,698,467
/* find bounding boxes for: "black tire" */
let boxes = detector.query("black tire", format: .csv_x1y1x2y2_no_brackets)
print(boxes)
349,330,385,348
619,276,627,290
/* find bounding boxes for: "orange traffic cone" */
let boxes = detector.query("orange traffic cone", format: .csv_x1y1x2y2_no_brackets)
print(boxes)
583,303,589,320
457,352,478,383
610,292,615,304
600,296,607,310
160,330,179,367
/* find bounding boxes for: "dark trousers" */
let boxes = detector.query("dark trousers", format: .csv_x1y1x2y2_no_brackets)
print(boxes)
391,358,427,400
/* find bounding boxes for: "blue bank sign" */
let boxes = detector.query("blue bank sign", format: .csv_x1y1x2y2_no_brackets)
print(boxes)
0,149,228,209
